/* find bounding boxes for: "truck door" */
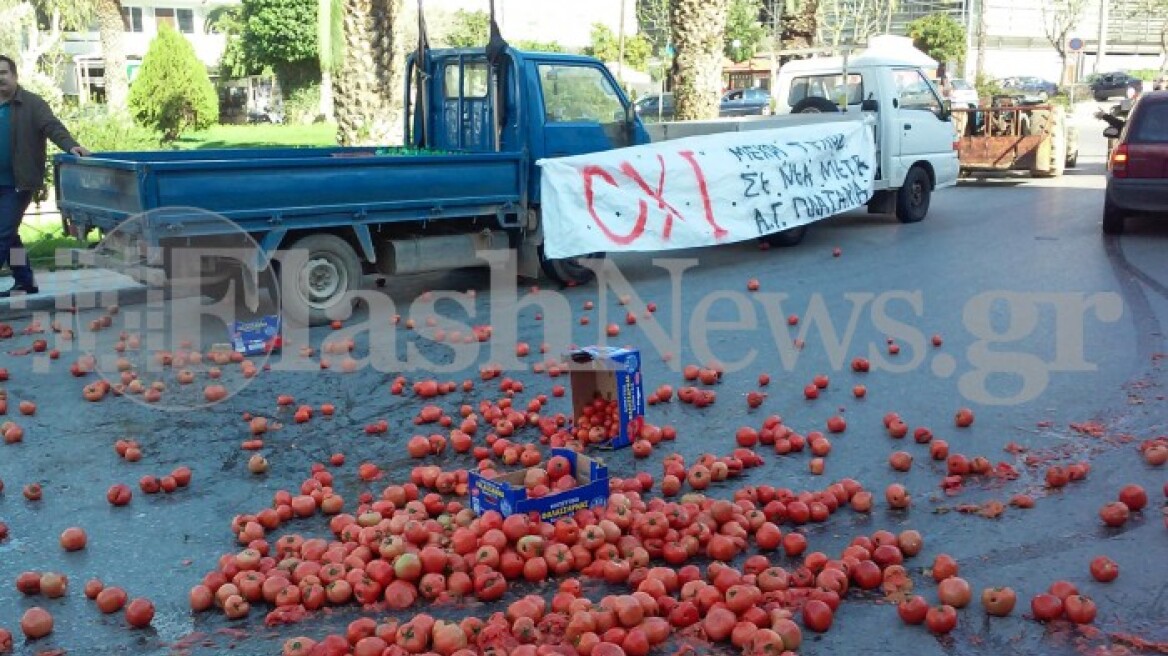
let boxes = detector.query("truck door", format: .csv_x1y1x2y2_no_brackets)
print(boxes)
535,62,634,160
892,68,959,187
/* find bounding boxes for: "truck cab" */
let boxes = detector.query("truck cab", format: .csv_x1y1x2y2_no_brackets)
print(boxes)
773,54,961,208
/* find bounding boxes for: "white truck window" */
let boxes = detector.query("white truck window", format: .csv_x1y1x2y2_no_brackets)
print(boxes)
444,62,490,99
894,69,943,114
787,74,864,108
539,64,624,124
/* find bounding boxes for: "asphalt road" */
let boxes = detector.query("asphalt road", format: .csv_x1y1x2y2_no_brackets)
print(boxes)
1,120,1165,656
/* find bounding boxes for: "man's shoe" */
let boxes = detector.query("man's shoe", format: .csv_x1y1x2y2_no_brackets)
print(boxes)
0,285,39,298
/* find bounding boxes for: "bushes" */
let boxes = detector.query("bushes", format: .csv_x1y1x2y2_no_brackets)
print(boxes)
36,108,164,203
128,24,219,142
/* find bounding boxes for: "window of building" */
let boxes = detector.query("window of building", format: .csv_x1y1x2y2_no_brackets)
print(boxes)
154,7,176,30
177,9,194,34
121,6,143,32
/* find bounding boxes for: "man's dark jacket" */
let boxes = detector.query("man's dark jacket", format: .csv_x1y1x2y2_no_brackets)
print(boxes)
7,87,81,191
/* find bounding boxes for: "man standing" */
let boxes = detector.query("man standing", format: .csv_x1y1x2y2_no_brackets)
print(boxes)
0,54,90,297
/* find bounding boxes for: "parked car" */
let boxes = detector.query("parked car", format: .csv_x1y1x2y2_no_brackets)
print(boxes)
947,78,980,108
633,93,675,121
1091,72,1143,101
1103,90,1168,234
720,88,772,116
999,76,1059,100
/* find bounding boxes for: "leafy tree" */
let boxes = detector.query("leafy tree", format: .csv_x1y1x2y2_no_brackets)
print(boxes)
443,8,489,47
585,23,653,70
637,0,671,56
205,5,256,79
907,12,966,68
241,0,320,96
724,0,766,63
514,40,566,53
128,24,218,141
670,0,729,119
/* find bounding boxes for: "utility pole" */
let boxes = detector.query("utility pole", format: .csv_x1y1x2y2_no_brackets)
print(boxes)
975,0,987,81
770,0,780,91
963,0,975,79
1095,0,1108,73
617,0,627,88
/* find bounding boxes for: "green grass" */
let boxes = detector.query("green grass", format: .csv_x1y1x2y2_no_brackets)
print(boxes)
174,123,339,150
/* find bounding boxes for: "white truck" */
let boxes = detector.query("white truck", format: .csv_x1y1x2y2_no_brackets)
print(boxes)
640,50,960,247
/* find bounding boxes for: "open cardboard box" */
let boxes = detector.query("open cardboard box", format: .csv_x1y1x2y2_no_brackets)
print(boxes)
566,346,645,449
468,447,610,521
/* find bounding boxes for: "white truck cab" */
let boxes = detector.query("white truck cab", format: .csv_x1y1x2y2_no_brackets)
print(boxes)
773,54,960,221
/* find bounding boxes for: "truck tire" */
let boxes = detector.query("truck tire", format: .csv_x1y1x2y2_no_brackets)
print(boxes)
280,234,361,326
762,225,808,247
791,97,840,114
895,166,931,223
539,246,601,286
1102,199,1125,235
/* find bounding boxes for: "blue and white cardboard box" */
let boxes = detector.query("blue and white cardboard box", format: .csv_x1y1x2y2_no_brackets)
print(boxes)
230,315,281,356
468,448,609,522
566,346,645,450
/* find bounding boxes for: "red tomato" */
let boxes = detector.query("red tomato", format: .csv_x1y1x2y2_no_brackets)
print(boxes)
125,598,155,628
981,587,1016,616
938,577,972,608
1089,556,1119,583
801,599,833,633
1030,593,1063,621
1117,484,1147,512
931,554,959,582
898,595,929,625
1063,595,1097,624
925,605,957,634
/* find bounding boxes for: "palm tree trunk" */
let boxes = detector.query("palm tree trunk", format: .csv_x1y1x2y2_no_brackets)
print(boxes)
96,0,128,111
669,0,729,120
333,0,405,145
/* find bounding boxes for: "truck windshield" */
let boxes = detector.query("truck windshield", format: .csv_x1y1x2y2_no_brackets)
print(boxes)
894,69,944,114
539,64,624,124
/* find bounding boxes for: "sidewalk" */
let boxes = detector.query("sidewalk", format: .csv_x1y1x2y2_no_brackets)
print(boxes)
0,268,146,315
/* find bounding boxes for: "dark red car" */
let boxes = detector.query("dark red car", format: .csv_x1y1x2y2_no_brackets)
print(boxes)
1104,90,1168,234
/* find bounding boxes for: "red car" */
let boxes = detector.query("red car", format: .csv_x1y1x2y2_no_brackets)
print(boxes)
1104,90,1168,234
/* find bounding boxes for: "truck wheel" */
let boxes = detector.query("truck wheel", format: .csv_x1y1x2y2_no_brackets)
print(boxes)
1102,199,1125,235
790,97,839,114
895,166,931,223
539,246,601,286
762,225,808,247
1065,150,1078,168
281,234,361,326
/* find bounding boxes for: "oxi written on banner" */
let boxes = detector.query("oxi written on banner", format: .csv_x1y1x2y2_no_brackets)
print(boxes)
537,119,877,259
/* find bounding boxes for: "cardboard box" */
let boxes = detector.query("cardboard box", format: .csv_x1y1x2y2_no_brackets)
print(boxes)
468,448,610,521
230,315,282,356
566,346,645,450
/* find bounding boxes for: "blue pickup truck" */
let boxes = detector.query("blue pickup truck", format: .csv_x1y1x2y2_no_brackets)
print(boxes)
56,47,651,324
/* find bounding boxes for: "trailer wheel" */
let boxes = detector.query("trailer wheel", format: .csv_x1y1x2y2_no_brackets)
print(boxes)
281,234,361,326
896,166,931,223
539,246,602,286
762,225,808,247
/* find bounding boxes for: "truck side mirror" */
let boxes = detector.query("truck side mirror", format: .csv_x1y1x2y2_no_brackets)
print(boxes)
861,98,879,112
1103,126,1120,138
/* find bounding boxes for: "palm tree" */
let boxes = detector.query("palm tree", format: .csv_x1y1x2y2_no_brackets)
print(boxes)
669,0,730,120
94,0,128,111
330,0,405,145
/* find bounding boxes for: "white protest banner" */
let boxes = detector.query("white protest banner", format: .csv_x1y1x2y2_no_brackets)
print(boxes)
537,119,876,259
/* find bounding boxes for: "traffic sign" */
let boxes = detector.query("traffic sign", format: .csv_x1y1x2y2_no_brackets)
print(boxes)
1068,37,1084,52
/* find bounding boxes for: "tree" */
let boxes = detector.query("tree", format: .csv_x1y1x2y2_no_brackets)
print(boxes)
670,0,729,120
206,5,255,79
586,23,653,71
724,0,765,63
637,0,671,56
95,0,128,110
907,12,966,68
443,8,489,47
128,24,218,141
241,0,320,100
817,0,897,49
1043,0,1089,86
331,0,405,145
